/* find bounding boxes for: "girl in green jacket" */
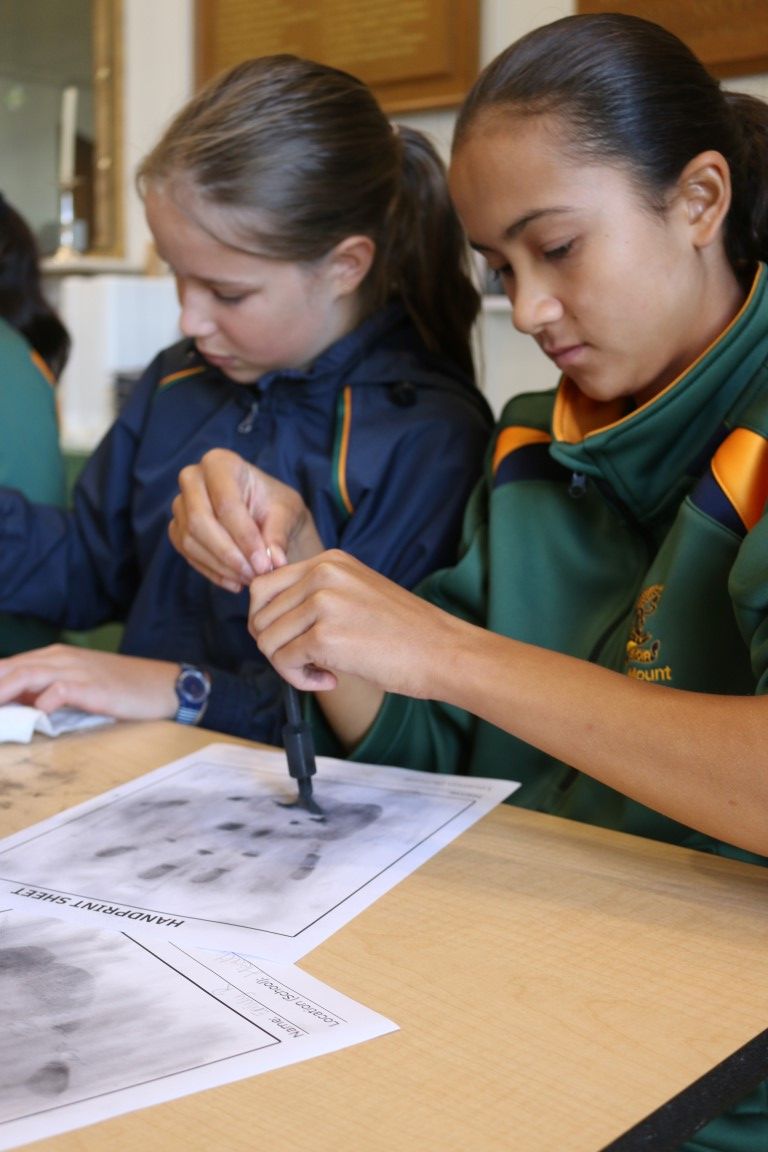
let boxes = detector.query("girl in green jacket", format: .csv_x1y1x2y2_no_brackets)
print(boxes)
171,13,768,862
170,18,768,1146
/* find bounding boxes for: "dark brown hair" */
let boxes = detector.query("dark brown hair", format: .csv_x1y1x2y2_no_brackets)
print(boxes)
138,55,480,381
0,193,70,378
454,12,768,280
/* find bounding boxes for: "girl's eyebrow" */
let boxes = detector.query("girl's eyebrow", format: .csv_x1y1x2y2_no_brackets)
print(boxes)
469,206,575,252
205,277,254,291
166,264,255,292
153,247,256,290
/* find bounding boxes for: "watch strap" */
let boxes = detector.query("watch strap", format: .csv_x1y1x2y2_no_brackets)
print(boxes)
175,700,206,725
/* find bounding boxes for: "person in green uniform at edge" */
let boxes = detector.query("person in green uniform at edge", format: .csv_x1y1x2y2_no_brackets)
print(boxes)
169,15,767,1149
0,193,69,655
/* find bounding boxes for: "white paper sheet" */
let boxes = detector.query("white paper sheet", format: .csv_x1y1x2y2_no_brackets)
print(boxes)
0,907,396,1151
0,743,518,960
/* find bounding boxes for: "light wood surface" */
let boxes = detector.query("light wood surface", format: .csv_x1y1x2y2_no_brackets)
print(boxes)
1,721,766,1152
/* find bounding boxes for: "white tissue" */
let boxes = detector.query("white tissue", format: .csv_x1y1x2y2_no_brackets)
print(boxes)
0,704,113,743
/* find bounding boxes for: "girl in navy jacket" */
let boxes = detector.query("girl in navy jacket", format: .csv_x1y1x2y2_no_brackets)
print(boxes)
0,56,492,742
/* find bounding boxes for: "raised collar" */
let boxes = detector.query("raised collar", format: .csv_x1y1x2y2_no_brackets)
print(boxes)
253,300,409,395
549,265,768,523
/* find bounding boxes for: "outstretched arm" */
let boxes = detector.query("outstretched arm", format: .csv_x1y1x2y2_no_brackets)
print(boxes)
0,645,178,720
248,550,768,857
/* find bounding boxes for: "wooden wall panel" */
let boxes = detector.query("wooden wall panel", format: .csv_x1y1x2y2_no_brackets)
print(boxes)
578,2,768,77
196,0,480,111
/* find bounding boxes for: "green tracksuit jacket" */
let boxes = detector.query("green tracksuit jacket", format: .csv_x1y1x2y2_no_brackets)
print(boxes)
329,265,768,1152
0,318,65,655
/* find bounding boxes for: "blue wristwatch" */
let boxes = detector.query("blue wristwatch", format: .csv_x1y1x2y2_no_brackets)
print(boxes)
174,664,211,726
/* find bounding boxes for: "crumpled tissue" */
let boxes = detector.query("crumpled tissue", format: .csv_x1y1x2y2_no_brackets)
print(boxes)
0,704,114,744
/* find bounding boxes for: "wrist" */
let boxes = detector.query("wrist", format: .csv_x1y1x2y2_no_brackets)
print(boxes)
288,512,324,563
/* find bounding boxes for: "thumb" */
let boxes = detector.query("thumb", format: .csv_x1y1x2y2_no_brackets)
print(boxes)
259,500,308,569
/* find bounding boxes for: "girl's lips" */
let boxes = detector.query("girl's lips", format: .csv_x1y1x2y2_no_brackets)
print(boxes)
545,343,586,369
199,349,237,369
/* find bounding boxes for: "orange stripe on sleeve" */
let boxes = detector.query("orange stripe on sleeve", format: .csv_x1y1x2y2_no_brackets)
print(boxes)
492,425,551,474
711,427,768,532
30,349,56,386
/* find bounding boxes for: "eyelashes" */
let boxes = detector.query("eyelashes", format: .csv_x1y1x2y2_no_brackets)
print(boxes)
543,240,574,261
484,237,577,287
212,292,249,305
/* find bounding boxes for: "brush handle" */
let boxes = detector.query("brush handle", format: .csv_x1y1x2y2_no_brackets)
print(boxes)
281,681,317,785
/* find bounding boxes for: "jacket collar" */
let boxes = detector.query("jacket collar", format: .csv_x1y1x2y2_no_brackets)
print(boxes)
549,264,768,523
254,301,409,395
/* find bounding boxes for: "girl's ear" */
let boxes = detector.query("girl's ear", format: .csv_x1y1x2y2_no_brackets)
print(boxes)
677,150,731,249
327,235,376,296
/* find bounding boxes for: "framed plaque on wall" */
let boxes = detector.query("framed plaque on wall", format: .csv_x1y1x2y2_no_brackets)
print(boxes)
195,0,480,112
577,1,768,77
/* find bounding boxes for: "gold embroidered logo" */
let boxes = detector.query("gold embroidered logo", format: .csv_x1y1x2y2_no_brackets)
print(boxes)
626,583,672,682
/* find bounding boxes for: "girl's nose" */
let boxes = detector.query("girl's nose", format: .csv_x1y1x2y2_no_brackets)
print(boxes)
510,279,563,336
177,283,217,339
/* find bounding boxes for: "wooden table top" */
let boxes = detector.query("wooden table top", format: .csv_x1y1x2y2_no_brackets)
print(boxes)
1,720,766,1152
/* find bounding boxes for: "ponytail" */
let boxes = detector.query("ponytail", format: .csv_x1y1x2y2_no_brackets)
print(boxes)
723,92,768,269
383,125,480,382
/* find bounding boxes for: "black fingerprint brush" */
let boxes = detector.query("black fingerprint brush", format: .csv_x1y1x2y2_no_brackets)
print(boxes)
281,680,322,815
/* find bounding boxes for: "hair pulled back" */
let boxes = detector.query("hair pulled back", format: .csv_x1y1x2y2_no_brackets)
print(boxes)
0,194,70,378
454,12,768,278
139,55,480,380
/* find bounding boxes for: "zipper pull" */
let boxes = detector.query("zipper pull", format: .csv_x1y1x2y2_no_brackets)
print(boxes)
568,471,587,499
237,398,259,434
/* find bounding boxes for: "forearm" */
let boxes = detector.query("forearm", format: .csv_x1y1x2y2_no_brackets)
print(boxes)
0,647,179,721
201,664,294,744
0,494,68,618
430,620,768,855
247,551,768,855
0,491,120,627
313,674,384,750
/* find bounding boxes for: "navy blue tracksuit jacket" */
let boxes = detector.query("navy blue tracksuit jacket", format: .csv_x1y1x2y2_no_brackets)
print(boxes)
0,302,493,742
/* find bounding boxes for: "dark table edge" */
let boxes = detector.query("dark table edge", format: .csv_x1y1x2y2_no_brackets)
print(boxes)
600,1027,768,1151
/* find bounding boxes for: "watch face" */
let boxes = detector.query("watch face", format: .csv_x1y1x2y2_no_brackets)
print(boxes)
178,670,209,704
